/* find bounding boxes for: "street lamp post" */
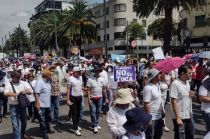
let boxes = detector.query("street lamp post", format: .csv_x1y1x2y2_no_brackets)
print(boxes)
51,0,59,55
104,0,107,57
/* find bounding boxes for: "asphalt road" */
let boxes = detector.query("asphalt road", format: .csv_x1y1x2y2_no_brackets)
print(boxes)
0,97,206,139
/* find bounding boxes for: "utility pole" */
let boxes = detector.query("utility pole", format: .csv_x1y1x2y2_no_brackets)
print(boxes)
104,0,107,57
19,24,22,57
126,21,129,55
52,0,59,55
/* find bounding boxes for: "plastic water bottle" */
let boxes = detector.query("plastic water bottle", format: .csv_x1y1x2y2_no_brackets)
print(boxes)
179,126,185,139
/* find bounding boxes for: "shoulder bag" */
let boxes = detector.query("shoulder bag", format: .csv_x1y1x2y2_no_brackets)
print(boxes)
10,82,31,107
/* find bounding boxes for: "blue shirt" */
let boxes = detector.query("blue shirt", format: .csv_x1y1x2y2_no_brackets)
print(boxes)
34,78,52,108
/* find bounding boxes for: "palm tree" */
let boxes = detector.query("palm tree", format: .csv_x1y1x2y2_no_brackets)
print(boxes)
133,0,205,54
10,26,30,57
61,2,97,55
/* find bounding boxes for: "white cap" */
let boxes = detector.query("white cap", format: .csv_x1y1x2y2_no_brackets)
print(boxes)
73,67,82,72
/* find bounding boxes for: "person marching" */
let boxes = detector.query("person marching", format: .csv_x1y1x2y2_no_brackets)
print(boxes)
66,67,84,136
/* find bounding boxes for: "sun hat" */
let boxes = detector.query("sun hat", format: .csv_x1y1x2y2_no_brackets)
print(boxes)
123,107,152,132
42,69,53,77
73,67,82,72
147,68,160,82
115,89,134,104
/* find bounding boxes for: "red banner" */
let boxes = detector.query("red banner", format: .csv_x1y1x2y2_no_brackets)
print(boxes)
88,48,103,56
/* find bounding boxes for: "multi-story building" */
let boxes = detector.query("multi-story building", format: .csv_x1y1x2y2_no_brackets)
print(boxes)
180,0,210,53
84,0,180,58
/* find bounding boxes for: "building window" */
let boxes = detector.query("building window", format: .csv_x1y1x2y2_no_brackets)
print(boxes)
103,21,109,28
107,34,109,41
97,36,100,42
114,45,126,50
195,15,205,27
142,20,146,27
106,7,109,15
108,47,113,51
114,18,126,26
133,19,137,22
114,32,126,39
107,21,109,28
103,34,109,41
114,4,126,12
96,24,100,29
95,10,101,17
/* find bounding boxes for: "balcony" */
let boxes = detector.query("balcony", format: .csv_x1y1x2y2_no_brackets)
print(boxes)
192,26,210,36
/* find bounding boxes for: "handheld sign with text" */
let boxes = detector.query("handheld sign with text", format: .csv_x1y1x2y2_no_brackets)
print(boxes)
114,66,136,82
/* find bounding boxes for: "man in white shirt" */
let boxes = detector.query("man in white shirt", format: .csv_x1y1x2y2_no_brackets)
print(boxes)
66,67,84,136
86,66,107,134
99,62,109,114
170,65,195,139
199,67,210,133
4,70,32,139
142,68,163,139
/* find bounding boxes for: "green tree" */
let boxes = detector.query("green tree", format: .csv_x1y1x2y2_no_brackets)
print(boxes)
147,18,176,44
61,1,97,55
125,22,146,43
9,26,30,57
133,0,205,53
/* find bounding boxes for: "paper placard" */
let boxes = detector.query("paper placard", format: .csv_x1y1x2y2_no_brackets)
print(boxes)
114,66,135,82
152,47,165,60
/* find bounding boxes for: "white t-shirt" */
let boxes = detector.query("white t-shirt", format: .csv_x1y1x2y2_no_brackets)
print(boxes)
170,79,192,119
199,85,210,113
4,81,32,105
107,106,133,139
100,70,109,87
142,83,163,120
68,76,83,97
26,80,36,102
86,76,104,98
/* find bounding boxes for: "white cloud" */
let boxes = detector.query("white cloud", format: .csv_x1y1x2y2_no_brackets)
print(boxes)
0,0,43,41
14,11,30,17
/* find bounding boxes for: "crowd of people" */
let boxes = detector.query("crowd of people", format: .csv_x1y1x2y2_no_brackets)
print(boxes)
0,55,210,139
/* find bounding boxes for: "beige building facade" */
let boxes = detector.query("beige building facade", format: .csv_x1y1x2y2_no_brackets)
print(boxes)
182,0,210,49
84,0,181,58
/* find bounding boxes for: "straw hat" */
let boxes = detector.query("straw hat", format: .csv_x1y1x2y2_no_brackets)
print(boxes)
115,89,134,104
42,69,53,77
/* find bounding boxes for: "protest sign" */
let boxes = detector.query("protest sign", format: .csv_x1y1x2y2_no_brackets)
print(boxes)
152,47,165,60
111,54,126,63
114,66,135,82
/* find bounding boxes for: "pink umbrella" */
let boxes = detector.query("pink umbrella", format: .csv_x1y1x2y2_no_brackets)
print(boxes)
154,57,185,73
183,53,193,59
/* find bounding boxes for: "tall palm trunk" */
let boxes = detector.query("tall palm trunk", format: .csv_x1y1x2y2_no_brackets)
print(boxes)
163,5,173,54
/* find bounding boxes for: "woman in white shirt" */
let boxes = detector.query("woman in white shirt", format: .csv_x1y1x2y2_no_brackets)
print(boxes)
107,88,135,139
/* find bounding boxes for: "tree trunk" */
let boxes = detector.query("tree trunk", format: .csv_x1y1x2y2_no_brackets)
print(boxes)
163,6,173,54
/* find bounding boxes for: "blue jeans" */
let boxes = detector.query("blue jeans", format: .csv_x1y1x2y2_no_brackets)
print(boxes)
39,108,51,135
202,111,210,131
145,118,163,139
0,97,3,117
172,118,195,139
10,105,27,139
51,96,60,124
80,96,84,119
89,97,102,128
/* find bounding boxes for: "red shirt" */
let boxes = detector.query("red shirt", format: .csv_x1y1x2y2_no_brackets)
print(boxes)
196,65,205,81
